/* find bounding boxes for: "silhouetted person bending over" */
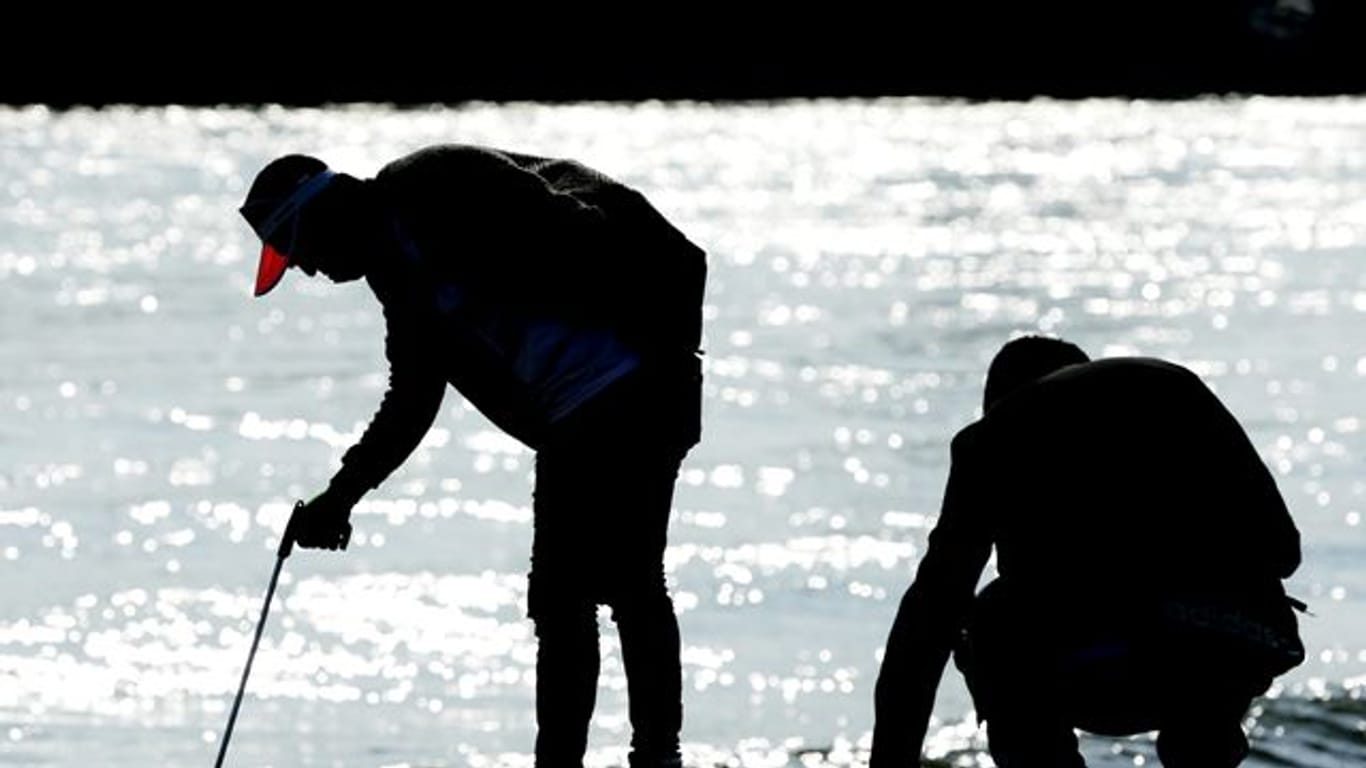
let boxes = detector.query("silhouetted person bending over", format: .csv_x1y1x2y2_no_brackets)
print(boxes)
871,336,1304,768
239,146,705,768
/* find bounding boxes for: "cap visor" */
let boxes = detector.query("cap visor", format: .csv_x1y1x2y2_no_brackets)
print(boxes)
254,243,290,297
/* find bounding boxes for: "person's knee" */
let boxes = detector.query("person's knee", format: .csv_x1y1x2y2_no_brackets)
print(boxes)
985,717,1085,768
1155,692,1252,768
605,575,672,624
528,573,596,629
1156,726,1249,768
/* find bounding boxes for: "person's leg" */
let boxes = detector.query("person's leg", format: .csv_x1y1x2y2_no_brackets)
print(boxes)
577,365,694,768
614,582,683,767
985,717,1086,768
532,603,601,768
1062,621,1257,767
957,581,1088,768
1154,690,1252,768
1089,616,1264,768
531,364,697,768
604,451,685,768
529,448,602,768
968,646,1087,768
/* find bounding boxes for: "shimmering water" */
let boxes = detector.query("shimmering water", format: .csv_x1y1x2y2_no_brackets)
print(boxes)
1,99,1363,767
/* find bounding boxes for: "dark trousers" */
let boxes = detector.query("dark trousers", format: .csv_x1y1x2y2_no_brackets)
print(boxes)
528,361,700,768
956,580,1259,768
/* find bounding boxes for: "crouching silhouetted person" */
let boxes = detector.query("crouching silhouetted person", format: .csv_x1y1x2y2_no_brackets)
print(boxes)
871,336,1304,768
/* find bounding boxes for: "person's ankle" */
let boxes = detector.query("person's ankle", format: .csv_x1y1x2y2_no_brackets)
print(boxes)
628,749,682,768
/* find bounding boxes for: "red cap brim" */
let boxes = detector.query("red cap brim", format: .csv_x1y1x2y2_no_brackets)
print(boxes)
254,243,290,297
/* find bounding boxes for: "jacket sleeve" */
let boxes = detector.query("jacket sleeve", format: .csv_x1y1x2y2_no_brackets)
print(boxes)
328,299,447,500
871,428,994,768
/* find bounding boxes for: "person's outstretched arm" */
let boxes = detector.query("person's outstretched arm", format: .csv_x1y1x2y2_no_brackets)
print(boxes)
289,299,445,550
871,428,993,767
305,297,446,525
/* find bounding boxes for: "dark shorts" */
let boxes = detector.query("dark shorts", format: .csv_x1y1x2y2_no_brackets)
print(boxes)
955,579,1268,734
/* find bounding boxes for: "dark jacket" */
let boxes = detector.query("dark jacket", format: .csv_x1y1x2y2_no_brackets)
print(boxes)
871,357,1300,764
328,145,706,498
